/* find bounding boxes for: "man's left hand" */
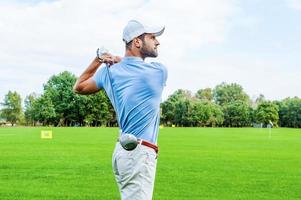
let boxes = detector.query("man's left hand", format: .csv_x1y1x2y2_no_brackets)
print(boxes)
100,54,122,66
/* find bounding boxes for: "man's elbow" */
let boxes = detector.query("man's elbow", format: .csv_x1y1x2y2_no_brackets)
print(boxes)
73,84,98,95
73,84,82,94
73,79,99,95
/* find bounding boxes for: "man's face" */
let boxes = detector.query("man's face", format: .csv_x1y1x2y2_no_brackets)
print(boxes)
140,33,160,58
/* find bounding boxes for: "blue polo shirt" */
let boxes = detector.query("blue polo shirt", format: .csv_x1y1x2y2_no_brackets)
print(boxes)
93,56,167,144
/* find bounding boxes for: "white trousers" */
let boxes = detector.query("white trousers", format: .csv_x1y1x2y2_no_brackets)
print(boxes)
112,142,157,200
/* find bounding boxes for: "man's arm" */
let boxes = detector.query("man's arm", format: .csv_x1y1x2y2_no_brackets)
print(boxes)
73,57,101,94
73,55,122,95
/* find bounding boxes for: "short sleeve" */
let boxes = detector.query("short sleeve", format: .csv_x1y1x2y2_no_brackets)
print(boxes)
93,65,107,89
151,62,168,86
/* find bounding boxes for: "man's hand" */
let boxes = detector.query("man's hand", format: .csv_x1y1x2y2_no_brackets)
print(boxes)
99,53,122,66
97,48,122,66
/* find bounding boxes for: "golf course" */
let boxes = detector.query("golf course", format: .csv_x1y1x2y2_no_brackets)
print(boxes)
0,127,300,200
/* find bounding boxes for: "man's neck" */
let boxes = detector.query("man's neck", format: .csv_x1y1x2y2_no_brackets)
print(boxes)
125,49,145,60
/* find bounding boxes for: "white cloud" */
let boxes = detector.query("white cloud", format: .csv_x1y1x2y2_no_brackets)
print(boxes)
1,0,300,106
287,0,301,10
161,52,301,101
0,0,240,103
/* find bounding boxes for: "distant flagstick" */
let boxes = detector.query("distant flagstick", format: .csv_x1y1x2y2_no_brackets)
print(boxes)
268,120,273,139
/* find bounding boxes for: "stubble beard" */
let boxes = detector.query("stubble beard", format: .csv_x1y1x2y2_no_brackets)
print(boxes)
140,44,158,58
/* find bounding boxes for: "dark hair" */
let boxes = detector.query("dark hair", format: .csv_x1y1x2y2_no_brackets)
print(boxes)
125,34,146,50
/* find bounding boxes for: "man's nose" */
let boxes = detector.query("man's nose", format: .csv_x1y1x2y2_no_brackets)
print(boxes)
155,39,160,46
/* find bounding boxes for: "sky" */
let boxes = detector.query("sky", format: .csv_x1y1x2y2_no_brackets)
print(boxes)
0,0,301,105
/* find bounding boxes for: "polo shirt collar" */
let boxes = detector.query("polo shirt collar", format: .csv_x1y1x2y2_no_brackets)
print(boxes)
122,56,144,63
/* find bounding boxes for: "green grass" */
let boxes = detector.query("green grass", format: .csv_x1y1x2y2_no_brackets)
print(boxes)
0,127,301,200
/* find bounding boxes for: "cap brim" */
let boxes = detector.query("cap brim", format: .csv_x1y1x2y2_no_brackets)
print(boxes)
145,26,165,37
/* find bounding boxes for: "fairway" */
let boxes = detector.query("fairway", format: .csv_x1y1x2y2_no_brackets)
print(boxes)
1,128,301,200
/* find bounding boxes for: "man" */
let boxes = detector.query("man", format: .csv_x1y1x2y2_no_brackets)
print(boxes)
73,19,167,200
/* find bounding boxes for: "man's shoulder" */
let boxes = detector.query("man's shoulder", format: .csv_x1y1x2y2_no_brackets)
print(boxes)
150,62,168,85
150,62,167,71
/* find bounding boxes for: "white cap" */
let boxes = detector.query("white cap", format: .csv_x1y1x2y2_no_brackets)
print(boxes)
122,20,165,43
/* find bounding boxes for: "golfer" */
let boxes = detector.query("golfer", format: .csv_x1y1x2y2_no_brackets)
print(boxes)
73,19,167,200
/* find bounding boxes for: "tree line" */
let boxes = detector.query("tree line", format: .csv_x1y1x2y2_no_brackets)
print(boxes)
1,71,300,128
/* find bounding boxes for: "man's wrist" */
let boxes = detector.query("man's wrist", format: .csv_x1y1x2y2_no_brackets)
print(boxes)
96,47,108,63
95,57,103,64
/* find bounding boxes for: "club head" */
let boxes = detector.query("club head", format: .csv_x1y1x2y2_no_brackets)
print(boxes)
119,133,138,151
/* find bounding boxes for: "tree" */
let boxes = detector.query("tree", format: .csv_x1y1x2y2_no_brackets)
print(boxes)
191,101,209,126
277,97,301,128
173,99,194,126
32,95,56,126
170,89,193,100
161,100,176,126
161,89,194,126
42,71,114,127
24,93,38,126
84,91,115,126
0,91,23,126
161,89,224,127
70,94,90,126
222,101,251,127
207,103,224,127
43,71,78,126
254,101,279,127
213,82,250,106
195,88,213,102
191,100,223,127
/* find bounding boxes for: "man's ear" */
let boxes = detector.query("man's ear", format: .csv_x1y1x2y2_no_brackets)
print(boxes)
133,38,141,48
